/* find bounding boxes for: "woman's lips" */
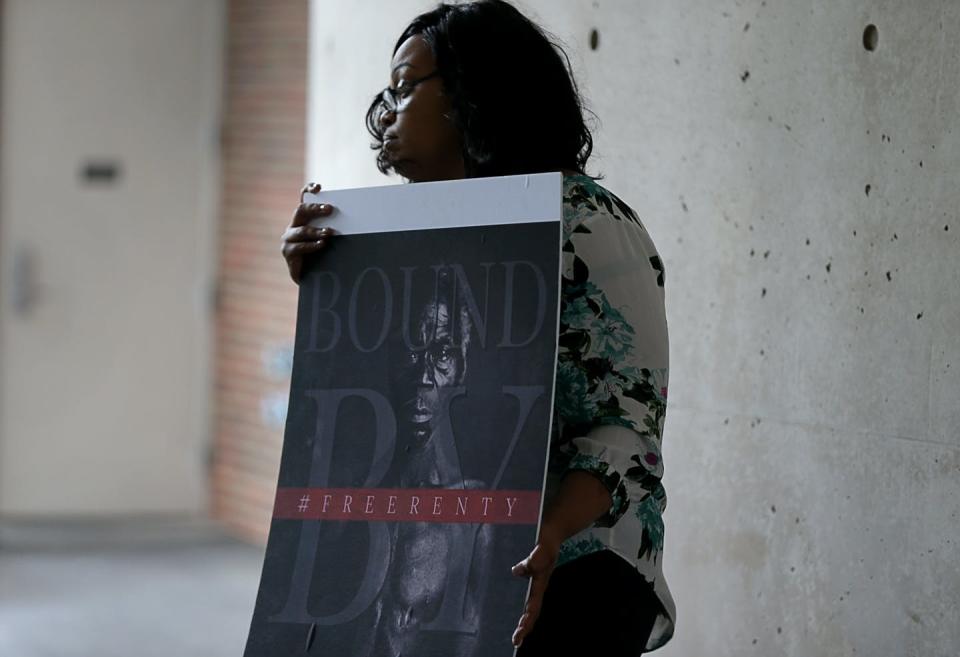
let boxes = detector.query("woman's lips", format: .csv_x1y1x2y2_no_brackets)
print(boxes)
381,138,400,163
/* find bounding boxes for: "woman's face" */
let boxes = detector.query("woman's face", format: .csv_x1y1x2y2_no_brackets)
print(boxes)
380,36,465,182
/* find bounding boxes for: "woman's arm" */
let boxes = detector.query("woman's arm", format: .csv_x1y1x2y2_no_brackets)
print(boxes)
540,470,613,546
510,469,612,647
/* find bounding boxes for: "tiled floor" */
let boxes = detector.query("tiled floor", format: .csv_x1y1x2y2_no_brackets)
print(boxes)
0,519,265,657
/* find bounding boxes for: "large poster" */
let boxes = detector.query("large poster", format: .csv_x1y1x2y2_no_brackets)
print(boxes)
244,173,562,657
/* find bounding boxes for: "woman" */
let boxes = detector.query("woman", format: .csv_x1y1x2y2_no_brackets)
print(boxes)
281,1,675,654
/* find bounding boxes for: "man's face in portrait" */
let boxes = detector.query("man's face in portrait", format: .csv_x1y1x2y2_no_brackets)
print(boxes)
394,298,469,440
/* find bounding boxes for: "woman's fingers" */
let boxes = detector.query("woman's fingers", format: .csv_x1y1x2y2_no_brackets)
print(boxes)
299,182,322,203
282,225,335,243
291,201,335,228
283,240,327,284
281,238,332,285
286,184,334,285
510,547,556,647
281,228,334,260
511,568,549,646
282,239,331,256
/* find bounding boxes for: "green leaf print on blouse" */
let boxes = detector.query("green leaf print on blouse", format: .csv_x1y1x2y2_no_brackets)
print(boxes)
556,360,598,426
556,535,608,568
560,292,597,331
565,176,643,228
587,299,634,362
558,246,646,435
621,367,662,405
560,281,635,363
586,372,630,407
567,452,608,477
566,185,599,216
625,457,663,492
635,489,666,559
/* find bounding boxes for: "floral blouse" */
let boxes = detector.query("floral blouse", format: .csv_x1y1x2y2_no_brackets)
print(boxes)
546,173,675,651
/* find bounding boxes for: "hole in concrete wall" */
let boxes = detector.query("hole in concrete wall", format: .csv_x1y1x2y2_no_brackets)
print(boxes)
863,24,878,51
589,28,599,50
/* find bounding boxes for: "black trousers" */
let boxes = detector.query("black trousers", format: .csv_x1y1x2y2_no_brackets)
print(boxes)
516,549,660,657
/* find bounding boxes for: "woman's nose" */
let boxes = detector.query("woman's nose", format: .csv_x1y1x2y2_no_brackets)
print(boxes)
379,108,396,129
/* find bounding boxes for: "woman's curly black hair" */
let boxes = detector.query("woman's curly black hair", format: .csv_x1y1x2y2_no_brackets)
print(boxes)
365,0,596,179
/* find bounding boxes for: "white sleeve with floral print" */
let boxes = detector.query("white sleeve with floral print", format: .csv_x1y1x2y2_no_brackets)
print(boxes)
546,174,675,651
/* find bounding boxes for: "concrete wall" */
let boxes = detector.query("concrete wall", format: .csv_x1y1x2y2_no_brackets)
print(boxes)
306,1,960,655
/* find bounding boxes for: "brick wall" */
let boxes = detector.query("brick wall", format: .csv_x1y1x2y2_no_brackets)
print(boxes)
212,0,308,543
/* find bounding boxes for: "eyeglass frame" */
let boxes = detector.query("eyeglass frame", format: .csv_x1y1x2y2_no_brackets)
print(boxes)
378,71,442,115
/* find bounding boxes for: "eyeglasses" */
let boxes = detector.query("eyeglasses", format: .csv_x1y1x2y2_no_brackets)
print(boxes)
379,71,441,114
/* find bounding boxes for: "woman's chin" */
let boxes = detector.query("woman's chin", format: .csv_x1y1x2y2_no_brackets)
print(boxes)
390,158,419,181
381,151,432,183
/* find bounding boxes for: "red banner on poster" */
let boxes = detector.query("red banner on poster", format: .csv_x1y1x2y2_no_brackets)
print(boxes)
273,487,541,524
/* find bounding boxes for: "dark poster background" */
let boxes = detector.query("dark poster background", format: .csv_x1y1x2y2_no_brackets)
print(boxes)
244,221,560,657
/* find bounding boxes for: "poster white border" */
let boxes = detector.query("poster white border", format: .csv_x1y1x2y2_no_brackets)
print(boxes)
304,172,562,235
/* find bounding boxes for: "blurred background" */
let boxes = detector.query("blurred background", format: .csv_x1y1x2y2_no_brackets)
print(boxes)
0,1,957,656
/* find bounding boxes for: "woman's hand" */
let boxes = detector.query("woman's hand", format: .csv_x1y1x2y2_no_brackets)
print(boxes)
510,525,562,648
281,182,337,284
509,469,614,647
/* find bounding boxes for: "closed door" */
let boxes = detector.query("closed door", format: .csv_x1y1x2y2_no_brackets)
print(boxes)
0,0,222,515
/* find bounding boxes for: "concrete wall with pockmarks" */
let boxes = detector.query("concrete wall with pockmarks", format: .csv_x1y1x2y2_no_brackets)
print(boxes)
307,1,960,654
